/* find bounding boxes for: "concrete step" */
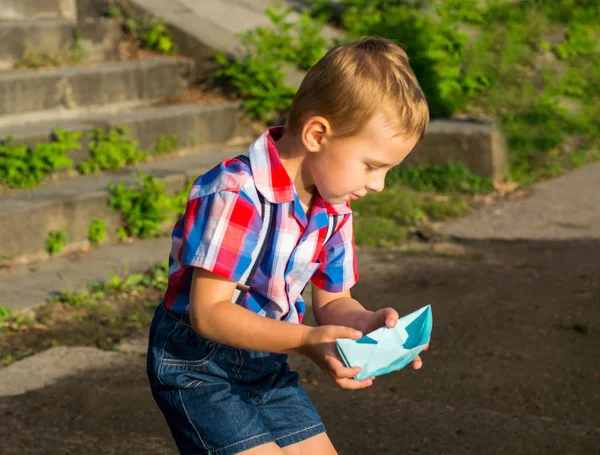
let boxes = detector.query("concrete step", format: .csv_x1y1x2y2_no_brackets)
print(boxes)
0,146,246,263
0,101,251,169
0,237,171,311
0,0,76,20
119,0,330,85
0,17,123,65
0,57,194,127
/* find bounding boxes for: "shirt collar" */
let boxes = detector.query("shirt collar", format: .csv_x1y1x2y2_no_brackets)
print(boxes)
248,127,352,216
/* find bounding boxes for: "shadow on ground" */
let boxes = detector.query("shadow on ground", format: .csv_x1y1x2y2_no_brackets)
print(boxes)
1,239,599,454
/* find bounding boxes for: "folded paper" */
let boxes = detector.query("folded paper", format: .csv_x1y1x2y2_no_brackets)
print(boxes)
336,305,432,380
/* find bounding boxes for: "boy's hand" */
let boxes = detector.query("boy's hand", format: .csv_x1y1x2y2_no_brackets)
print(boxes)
356,308,429,370
299,325,375,390
356,307,400,334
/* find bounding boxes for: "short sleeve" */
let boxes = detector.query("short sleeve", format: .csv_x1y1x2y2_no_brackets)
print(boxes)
311,214,358,293
181,190,260,283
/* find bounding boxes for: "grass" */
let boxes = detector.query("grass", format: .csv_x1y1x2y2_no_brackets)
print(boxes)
352,184,472,248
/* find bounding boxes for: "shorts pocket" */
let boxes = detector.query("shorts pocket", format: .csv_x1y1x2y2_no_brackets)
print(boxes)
157,320,222,388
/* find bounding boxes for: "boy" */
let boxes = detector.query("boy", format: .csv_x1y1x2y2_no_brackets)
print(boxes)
147,36,430,455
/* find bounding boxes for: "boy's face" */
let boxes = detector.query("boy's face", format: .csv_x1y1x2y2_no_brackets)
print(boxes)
306,112,419,204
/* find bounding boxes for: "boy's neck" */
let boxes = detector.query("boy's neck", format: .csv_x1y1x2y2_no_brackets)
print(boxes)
275,131,316,208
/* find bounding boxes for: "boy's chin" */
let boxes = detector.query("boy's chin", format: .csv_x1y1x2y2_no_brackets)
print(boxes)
324,195,350,204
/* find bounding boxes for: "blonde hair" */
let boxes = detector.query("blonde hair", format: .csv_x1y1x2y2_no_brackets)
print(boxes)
286,36,429,140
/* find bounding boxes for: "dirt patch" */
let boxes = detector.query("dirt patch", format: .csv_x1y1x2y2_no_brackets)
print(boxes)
0,239,598,454
0,286,162,367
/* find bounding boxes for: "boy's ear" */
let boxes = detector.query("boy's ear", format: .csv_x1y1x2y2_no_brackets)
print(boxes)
302,116,330,153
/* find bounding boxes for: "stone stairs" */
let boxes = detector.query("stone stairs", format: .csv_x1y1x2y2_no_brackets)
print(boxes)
0,0,252,308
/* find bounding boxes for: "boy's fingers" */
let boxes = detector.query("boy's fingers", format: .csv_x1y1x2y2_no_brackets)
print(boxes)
332,326,362,340
370,308,399,329
325,354,361,378
381,308,400,328
412,355,423,369
336,377,374,390
332,364,362,379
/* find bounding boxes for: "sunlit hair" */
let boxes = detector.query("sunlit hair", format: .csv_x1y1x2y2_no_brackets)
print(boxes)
286,36,429,140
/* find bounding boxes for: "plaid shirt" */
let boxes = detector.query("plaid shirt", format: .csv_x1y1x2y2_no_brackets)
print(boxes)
163,127,358,323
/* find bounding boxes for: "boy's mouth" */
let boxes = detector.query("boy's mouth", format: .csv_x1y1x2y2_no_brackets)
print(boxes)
349,193,360,200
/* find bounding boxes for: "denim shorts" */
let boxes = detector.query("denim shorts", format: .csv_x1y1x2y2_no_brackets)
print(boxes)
146,303,326,455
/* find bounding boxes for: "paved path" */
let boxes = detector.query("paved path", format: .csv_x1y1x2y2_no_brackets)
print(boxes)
2,166,600,453
2,240,599,454
442,162,600,240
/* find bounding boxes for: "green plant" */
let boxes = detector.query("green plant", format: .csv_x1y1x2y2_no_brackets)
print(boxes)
108,173,174,239
351,184,471,247
15,30,85,69
364,7,472,117
49,287,100,307
0,129,79,188
127,17,178,54
554,22,598,60
436,0,486,24
0,306,12,325
214,5,328,122
215,46,296,123
88,218,108,245
386,163,495,193
154,135,179,155
106,1,122,18
171,180,193,217
45,230,67,256
79,127,146,174
289,10,329,71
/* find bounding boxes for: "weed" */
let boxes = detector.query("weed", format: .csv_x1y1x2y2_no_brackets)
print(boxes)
215,5,328,122
79,127,146,174
0,306,12,324
108,173,174,239
127,18,178,54
106,1,122,18
154,135,179,155
45,230,67,256
49,288,99,307
88,218,108,245
171,180,193,217
0,129,79,188
14,30,85,69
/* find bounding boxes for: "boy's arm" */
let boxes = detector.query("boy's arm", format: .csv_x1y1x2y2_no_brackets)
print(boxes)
190,267,359,354
311,284,401,335
311,284,372,332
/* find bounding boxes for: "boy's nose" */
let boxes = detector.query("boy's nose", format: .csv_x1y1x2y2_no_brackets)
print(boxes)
366,175,385,193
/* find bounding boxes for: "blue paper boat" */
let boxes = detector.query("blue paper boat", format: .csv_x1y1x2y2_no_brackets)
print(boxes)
335,305,432,380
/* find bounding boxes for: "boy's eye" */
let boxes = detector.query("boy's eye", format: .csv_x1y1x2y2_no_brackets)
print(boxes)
365,163,378,171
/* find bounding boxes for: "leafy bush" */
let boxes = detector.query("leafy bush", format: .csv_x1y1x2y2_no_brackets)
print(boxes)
79,127,146,174
108,173,175,239
0,129,79,188
369,8,472,117
215,43,296,123
215,5,328,122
